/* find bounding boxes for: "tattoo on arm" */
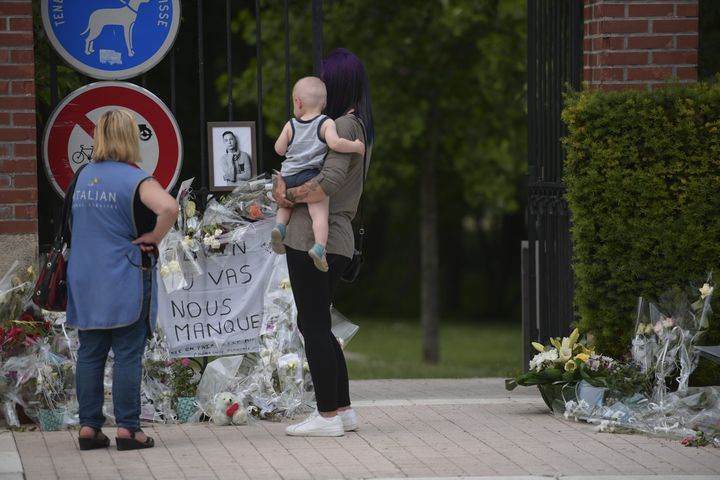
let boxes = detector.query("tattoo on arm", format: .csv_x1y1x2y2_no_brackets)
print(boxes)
292,179,320,202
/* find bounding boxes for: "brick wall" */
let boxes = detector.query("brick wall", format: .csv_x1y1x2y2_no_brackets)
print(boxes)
584,0,699,91
0,0,37,272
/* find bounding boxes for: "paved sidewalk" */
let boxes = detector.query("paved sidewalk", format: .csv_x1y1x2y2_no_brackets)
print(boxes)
3,378,720,479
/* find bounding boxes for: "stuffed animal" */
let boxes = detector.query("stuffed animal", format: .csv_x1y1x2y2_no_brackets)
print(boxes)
211,392,247,426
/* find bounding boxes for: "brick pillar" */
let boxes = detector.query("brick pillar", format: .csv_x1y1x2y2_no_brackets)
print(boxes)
584,0,699,91
0,0,38,272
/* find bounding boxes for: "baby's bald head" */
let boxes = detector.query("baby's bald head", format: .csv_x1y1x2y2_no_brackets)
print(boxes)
293,76,327,111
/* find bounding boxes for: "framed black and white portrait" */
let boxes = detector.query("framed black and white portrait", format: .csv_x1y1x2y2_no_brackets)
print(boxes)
207,121,257,191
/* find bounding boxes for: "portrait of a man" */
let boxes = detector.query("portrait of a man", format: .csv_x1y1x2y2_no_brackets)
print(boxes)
208,122,257,191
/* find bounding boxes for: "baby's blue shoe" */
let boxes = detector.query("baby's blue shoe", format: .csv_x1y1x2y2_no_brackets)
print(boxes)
271,224,286,254
308,243,329,272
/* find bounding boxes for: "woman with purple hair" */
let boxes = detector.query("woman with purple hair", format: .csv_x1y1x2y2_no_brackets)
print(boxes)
273,48,374,437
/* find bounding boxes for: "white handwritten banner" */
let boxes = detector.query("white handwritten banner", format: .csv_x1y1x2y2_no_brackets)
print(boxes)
157,219,278,358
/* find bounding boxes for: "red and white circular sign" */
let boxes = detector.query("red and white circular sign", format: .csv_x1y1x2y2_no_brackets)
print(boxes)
43,81,183,197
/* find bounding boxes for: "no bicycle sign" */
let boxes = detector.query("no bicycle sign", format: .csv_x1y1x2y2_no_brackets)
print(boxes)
41,0,181,80
42,82,183,198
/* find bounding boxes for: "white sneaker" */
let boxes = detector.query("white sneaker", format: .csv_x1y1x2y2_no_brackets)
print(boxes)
338,408,358,431
285,412,344,437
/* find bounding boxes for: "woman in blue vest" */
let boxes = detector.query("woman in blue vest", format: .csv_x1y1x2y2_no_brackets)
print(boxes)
66,109,178,451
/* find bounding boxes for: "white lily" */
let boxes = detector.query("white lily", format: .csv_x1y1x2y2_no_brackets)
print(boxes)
559,346,572,363
699,283,714,299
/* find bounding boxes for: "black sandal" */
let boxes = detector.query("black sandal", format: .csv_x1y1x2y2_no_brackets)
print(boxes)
78,427,110,451
116,429,155,451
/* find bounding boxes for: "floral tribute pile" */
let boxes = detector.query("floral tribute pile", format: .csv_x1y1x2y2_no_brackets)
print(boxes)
508,277,720,447
158,177,276,293
0,261,76,429
0,178,358,430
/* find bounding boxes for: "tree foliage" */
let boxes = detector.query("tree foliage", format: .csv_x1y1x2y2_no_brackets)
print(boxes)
227,0,526,207
221,0,528,320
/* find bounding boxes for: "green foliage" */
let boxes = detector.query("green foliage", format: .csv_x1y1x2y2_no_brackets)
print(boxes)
225,0,528,318
562,82,720,368
169,359,199,399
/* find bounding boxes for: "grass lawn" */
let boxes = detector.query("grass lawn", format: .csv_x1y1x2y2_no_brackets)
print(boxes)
343,317,523,379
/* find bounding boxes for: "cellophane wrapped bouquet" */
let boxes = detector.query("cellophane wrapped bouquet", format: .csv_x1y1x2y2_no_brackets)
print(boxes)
0,261,79,429
159,177,276,294
563,277,719,446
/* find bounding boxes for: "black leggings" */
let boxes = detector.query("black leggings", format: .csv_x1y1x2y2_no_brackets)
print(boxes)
285,246,351,413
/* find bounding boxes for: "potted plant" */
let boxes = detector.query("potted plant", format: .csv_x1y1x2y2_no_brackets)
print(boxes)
506,328,651,413
169,358,200,423
35,359,74,431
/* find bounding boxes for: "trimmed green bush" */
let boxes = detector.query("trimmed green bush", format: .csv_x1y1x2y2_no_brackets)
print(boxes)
562,82,720,384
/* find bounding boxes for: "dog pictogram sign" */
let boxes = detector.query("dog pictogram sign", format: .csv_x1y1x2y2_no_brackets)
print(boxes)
41,0,181,80
43,82,183,198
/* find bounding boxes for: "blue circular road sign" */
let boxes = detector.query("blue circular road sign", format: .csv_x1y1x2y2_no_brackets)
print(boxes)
41,0,181,80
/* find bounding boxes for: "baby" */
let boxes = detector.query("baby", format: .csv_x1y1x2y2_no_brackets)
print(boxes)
271,76,365,271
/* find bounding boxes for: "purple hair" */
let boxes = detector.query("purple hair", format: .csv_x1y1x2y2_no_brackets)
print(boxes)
321,48,374,145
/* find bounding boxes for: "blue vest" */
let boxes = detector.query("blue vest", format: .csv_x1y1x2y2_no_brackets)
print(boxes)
66,161,158,330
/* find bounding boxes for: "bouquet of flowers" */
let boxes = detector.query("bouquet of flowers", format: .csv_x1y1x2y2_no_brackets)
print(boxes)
221,177,275,222
632,278,713,402
506,328,651,411
34,353,74,410
157,185,203,293
0,263,52,360
506,329,589,388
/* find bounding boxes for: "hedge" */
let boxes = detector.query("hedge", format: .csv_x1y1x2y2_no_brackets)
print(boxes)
562,81,720,384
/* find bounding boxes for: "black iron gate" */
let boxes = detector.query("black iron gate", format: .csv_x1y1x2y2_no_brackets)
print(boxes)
37,0,324,248
523,0,583,368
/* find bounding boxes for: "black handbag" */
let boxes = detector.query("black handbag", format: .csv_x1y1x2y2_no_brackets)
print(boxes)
340,118,368,283
32,165,86,311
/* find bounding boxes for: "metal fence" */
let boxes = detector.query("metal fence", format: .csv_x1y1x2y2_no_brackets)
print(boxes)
523,0,583,368
38,0,324,247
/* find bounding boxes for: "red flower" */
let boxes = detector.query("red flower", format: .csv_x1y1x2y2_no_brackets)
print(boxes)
8,326,23,339
247,203,263,220
19,313,33,322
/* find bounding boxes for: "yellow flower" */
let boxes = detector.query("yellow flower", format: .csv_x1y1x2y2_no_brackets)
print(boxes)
564,360,577,372
699,283,714,300
531,342,545,353
575,352,589,363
